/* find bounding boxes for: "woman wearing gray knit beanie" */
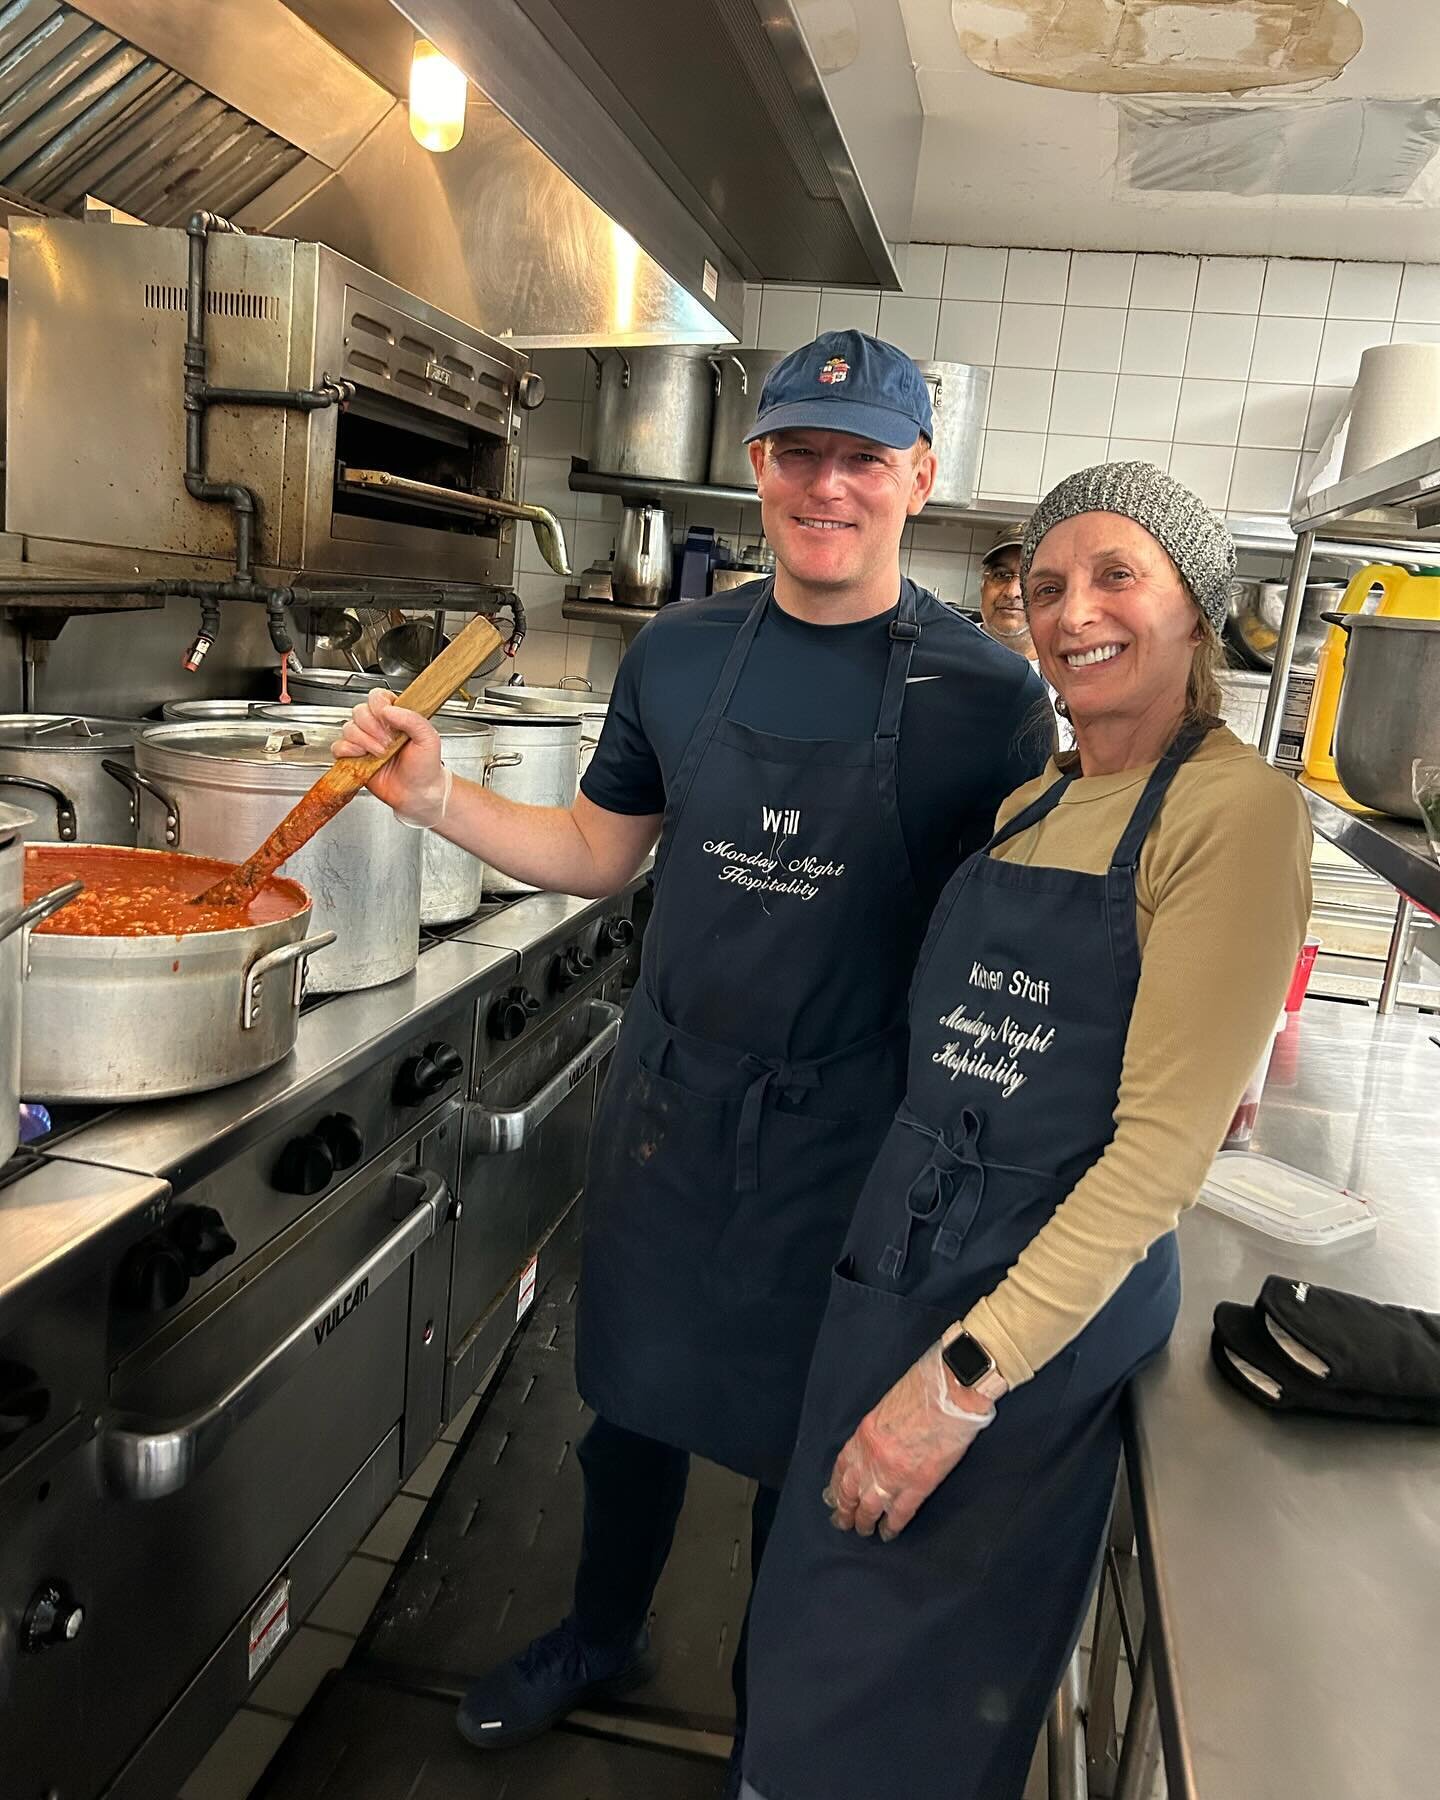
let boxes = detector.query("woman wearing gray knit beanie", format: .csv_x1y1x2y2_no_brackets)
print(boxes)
739,463,1315,1800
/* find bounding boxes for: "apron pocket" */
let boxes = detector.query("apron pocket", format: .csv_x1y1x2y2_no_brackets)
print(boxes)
713,1106,892,1302
797,1258,1083,1581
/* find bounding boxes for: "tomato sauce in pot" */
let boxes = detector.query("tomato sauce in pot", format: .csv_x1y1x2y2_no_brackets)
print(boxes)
24,845,308,938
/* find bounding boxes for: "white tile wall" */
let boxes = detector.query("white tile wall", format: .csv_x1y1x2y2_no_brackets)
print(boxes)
740,242,1440,515
514,246,1440,662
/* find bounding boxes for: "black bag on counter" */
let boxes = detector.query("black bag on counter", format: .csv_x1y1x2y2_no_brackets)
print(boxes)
1211,1275,1440,1424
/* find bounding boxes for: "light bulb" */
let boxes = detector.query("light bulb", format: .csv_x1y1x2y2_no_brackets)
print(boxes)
410,38,466,153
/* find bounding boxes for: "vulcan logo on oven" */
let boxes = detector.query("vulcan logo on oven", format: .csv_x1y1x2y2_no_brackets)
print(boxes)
314,1277,370,1346
761,806,801,834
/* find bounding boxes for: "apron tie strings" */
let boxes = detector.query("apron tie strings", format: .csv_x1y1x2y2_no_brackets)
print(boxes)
735,1054,822,1193
879,1106,986,1280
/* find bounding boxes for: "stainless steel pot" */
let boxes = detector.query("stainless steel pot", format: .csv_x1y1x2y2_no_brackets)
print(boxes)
258,705,502,927
915,361,989,507
1326,612,1440,819
586,347,714,482
613,503,673,609
483,682,609,778
464,709,583,895
707,350,785,488
0,715,140,845
19,844,332,1103
1227,580,1346,671
135,722,422,992
0,802,80,1159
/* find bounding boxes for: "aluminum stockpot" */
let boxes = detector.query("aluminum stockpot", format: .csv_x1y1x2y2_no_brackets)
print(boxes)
707,349,785,488
1326,612,1440,819
19,844,330,1102
259,705,499,926
465,708,583,895
586,346,715,482
0,799,65,1161
0,714,141,846
135,721,422,992
1227,580,1346,671
914,361,989,507
482,681,608,778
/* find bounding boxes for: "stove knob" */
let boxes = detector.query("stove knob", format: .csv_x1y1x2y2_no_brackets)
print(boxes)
271,1132,335,1197
394,1042,464,1105
518,369,546,411
22,1581,85,1654
315,1113,365,1171
551,945,595,994
599,915,635,955
169,1206,237,1277
488,986,540,1042
118,1238,190,1312
0,1360,49,1452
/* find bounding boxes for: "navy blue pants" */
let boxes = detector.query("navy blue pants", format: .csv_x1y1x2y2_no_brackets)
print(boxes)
572,1414,779,1731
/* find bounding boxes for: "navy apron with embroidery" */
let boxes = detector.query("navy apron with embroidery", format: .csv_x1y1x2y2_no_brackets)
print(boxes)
576,580,929,1486
742,725,1207,1800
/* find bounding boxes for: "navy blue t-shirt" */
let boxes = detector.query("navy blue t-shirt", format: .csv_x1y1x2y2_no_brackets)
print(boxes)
582,582,1050,903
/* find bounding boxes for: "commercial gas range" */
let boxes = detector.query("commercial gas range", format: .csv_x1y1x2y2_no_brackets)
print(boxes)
0,881,641,1800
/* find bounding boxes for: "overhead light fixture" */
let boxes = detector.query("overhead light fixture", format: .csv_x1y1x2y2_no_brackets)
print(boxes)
410,38,467,153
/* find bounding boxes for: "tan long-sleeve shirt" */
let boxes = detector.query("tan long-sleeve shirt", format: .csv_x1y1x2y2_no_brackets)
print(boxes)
959,727,1313,1389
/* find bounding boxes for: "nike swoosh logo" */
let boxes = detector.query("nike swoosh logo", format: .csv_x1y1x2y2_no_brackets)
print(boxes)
905,675,941,684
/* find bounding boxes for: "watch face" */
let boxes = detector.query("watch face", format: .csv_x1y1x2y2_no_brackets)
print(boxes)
943,1332,994,1388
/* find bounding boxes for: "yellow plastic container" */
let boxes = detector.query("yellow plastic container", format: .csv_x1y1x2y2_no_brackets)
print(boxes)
1302,565,1440,789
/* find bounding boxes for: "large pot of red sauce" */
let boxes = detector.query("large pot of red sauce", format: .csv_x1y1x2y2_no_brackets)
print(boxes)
19,845,334,1102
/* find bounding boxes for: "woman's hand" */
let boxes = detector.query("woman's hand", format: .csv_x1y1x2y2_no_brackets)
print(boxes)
332,690,450,827
824,1343,996,1542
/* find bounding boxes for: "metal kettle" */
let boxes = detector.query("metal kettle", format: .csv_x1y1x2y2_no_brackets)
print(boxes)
613,503,673,609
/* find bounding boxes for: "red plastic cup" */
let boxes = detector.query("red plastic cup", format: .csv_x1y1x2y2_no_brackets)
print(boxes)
1284,937,1321,1013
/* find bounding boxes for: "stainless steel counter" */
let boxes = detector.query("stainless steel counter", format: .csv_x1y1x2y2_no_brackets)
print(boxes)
1126,1000,1440,1800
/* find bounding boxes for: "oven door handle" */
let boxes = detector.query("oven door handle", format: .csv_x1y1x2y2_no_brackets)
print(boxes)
100,1169,448,1501
468,999,622,1154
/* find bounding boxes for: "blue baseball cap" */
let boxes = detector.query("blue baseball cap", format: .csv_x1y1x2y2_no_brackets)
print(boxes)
742,330,933,450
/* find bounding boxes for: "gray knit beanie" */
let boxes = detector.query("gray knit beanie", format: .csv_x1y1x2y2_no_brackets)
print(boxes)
1020,461,1235,632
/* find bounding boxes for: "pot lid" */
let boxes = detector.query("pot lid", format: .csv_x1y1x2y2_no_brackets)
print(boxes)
140,721,337,766
258,703,492,740
467,707,581,732
287,668,372,688
0,713,138,751
1322,612,1440,633
159,699,275,720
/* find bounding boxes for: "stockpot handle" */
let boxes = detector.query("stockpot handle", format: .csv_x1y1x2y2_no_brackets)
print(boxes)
102,758,181,846
707,354,749,397
558,676,593,691
242,930,337,1029
0,772,77,842
468,999,622,1153
584,348,630,390
0,880,83,947
483,752,524,786
100,1168,447,1500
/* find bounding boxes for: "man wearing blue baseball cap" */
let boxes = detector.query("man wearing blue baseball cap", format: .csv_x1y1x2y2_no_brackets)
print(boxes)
335,330,1046,1790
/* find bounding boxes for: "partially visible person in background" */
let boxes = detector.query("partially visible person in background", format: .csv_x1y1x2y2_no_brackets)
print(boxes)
978,523,1032,659
979,519,1073,748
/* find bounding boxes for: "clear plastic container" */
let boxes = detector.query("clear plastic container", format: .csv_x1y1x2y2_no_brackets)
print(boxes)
1222,1011,1286,1149
1199,1151,1376,1247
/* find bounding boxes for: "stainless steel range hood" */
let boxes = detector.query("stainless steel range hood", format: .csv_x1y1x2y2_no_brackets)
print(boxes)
0,0,900,347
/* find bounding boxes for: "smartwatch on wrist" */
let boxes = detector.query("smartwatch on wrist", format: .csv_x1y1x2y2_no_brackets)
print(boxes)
941,1329,1008,1404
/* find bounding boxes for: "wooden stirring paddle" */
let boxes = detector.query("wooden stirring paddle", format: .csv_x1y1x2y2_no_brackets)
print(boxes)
194,613,505,910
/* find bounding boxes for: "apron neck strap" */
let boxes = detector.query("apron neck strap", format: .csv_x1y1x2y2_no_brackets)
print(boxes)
986,769,1076,852
876,580,921,741
1109,720,1213,871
